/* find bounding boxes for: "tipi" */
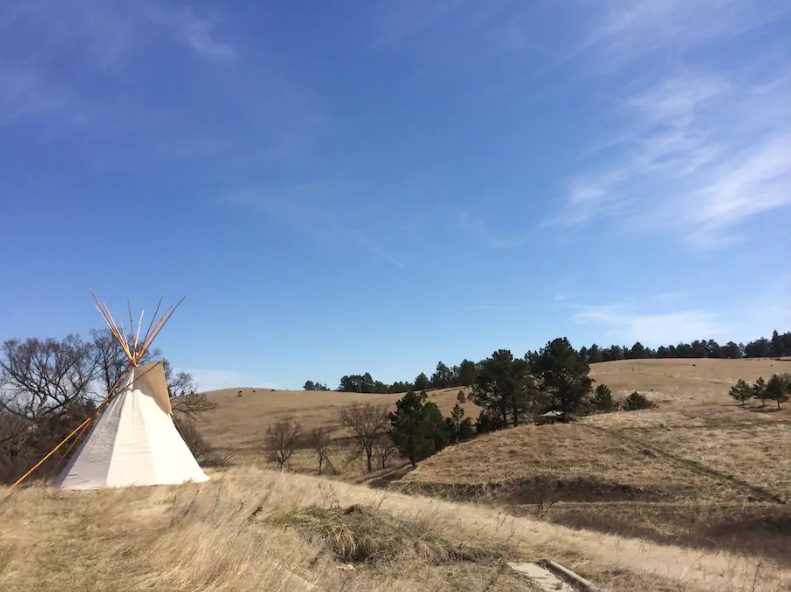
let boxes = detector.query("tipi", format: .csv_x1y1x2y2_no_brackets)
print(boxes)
6,292,211,492
52,360,210,490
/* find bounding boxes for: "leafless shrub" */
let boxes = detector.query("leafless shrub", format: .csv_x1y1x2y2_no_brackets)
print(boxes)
307,426,332,475
174,417,232,468
170,390,217,422
264,420,302,470
531,478,563,518
339,403,389,473
374,432,397,470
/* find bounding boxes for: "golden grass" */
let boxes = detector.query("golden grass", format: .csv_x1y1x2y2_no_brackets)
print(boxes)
2,467,788,592
199,387,471,467
626,424,791,500
6,358,789,591
534,501,791,567
398,422,755,502
199,358,791,466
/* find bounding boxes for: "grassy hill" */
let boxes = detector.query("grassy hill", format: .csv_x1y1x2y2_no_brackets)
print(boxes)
392,358,791,565
2,467,787,592
199,386,472,468
198,358,791,466
196,358,791,565
4,358,790,591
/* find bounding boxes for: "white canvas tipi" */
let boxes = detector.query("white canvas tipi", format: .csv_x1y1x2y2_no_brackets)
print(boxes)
52,361,210,490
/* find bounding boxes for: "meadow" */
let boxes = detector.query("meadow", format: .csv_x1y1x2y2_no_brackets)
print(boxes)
3,357,791,591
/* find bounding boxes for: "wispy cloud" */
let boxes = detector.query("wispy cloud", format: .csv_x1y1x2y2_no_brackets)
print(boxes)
549,2,791,252
223,184,406,269
3,1,234,66
577,0,787,73
571,303,729,345
141,5,235,60
0,1,235,130
459,210,526,249
368,0,471,47
568,274,791,345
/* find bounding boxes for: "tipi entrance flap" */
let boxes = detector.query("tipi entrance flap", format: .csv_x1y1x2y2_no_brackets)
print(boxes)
131,362,172,415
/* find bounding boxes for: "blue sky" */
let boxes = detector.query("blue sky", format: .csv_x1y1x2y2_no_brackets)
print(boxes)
1,1,790,391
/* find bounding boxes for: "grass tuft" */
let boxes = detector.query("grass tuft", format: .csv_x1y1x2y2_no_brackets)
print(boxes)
267,503,507,565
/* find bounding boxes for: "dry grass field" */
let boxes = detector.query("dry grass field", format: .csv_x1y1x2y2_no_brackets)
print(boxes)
4,357,791,591
391,358,791,567
199,386,472,469
2,467,788,592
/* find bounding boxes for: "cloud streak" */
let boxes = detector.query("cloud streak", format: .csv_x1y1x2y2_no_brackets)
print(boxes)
459,210,526,249
571,303,729,345
223,185,406,269
0,1,235,131
549,1,791,251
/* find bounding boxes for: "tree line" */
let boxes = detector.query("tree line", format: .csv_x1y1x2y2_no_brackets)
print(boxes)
277,337,656,473
0,330,221,484
313,329,791,395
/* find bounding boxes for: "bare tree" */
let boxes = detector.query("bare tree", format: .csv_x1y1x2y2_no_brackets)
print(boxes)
165,366,219,464
374,432,397,470
0,336,98,483
339,403,389,473
166,362,215,426
308,426,332,475
264,420,301,470
0,335,96,421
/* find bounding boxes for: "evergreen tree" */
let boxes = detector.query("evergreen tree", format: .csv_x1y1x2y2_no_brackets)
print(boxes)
591,384,617,412
475,408,498,434
753,377,768,407
431,362,453,389
414,372,431,391
471,349,534,429
444,403,474,444
721,342,743,359
623,391,655,411
389,390,448,467
765,374,790,410
458,359,478,387
587,344,605,363
527,338,593,415
630,342,647,359
729,379,753,407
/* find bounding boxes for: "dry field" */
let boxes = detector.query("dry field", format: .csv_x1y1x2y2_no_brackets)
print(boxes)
199,386,472,469
4,358,790,592
2,467,788,592
391,358,791,566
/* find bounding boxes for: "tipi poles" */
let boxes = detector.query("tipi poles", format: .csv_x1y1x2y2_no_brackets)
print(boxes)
47,419,92,479
6,416,94,492
90,292,184,365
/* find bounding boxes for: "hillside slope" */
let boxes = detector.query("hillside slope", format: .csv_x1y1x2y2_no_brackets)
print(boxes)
2,467,787,592
198,386,471,465
390,358,791,565
197,358,790,465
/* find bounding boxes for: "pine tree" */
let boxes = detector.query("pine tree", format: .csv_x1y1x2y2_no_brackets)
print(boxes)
445,403,474,443
765,374,790,410
591,384,617,412
753,377,768,407
729,379,753,407
527,338,593,415
389,390,448,467
471,349,534,429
